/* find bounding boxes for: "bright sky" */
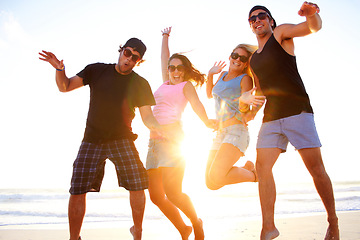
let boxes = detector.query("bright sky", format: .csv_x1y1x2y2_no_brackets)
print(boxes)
0,0,359,190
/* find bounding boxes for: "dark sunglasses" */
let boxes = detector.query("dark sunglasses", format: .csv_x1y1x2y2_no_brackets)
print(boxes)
122,48,141,62
168,64,185,72
248,12,269,24
230,52,249,63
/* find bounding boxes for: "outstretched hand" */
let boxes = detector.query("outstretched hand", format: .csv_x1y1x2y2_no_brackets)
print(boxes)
39,50,64,70
298,1,320,17
162,27,172,36
239,87,266,107
208,61,227,75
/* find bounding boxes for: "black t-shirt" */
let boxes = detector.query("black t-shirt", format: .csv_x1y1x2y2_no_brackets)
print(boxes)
77,63,155,143
250,34,313,122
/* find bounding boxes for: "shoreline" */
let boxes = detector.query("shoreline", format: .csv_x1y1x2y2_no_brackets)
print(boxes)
0,210,358,239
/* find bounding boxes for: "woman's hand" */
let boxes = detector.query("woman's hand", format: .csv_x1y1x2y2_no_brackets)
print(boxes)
161,27,172,36
205,119,219,130
208,61,226,76
239,87,266,106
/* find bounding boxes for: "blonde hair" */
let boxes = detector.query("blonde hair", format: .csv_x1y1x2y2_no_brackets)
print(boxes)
232,44,257,77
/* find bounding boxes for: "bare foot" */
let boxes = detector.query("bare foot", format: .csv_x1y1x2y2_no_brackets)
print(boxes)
324,224,340,240
243,161,258,182
181,225,192,240
130,226,142,240
243,160,254,171
193,218,204,240
260,228,279,240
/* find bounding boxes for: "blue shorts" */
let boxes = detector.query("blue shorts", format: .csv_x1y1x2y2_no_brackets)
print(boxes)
256,113,322,152
146,138,185,170
70,139,148,195
210,124,249,154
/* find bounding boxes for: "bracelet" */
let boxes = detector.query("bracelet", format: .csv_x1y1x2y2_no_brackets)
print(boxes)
239,105,250,113
56,65,65,71
162,33,170,37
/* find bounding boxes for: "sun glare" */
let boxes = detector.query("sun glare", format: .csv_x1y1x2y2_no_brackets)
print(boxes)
180,107,215,194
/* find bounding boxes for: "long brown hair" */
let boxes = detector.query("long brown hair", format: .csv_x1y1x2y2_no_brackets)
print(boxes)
168,53,206,87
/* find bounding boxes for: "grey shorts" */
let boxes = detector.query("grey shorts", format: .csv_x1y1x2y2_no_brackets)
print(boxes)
210,124,249,154
70,139,148,195
256,112,322,152
146,138,185,170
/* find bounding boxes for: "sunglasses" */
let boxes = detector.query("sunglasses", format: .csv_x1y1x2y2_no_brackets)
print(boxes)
248,12,270,24
230,52,249,63
168,64,185,72
122,48,141,62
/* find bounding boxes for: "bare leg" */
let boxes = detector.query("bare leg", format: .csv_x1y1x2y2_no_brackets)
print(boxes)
163,167,204,240
207,143,255,189
299,148,339,240
129,190,146,240
148,169,192,240
256,148,281,240
205,150,223,190
68,193,86,240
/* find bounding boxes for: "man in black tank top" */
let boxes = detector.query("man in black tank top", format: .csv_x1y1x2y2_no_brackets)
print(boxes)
247,3,339,240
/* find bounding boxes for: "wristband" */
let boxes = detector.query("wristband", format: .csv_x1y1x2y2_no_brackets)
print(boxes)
56,65,65,71
162,33,170,37
239,105,250,113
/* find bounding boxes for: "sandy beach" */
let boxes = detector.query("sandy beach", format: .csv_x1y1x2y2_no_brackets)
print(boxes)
0,211,358,240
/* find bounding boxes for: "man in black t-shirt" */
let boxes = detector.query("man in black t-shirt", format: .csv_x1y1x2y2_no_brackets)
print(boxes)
39,38,162,240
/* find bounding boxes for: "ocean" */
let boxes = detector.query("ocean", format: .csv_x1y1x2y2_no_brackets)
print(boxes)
1,181,359,230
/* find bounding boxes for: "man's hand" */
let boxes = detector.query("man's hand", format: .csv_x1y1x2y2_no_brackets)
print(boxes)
298,1,320,17
39,50,64,70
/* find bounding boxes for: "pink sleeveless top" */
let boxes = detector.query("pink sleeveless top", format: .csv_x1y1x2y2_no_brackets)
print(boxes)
153,81,188,125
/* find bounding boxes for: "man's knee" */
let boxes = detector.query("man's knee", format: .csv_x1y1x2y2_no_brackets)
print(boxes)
130,190,145,204
309,164,327,179
69,193,86,205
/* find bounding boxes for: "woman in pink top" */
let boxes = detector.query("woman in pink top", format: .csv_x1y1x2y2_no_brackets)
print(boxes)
146,27,216,240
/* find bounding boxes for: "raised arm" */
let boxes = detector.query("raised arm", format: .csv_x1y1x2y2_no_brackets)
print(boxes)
39,50,84,92
161,27,172,82
298,1,321,33
275,2,321,41
184,82,217,129
206,61,226,98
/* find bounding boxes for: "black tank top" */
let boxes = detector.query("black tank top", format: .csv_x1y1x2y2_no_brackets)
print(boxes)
250,34,313,122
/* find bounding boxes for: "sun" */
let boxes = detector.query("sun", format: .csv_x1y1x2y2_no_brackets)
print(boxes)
180,106,215,194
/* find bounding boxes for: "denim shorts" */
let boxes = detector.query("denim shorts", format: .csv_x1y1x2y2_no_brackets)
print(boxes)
256,113,322,152
146,138,185,170
70,139,148,195
210,124,249,154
